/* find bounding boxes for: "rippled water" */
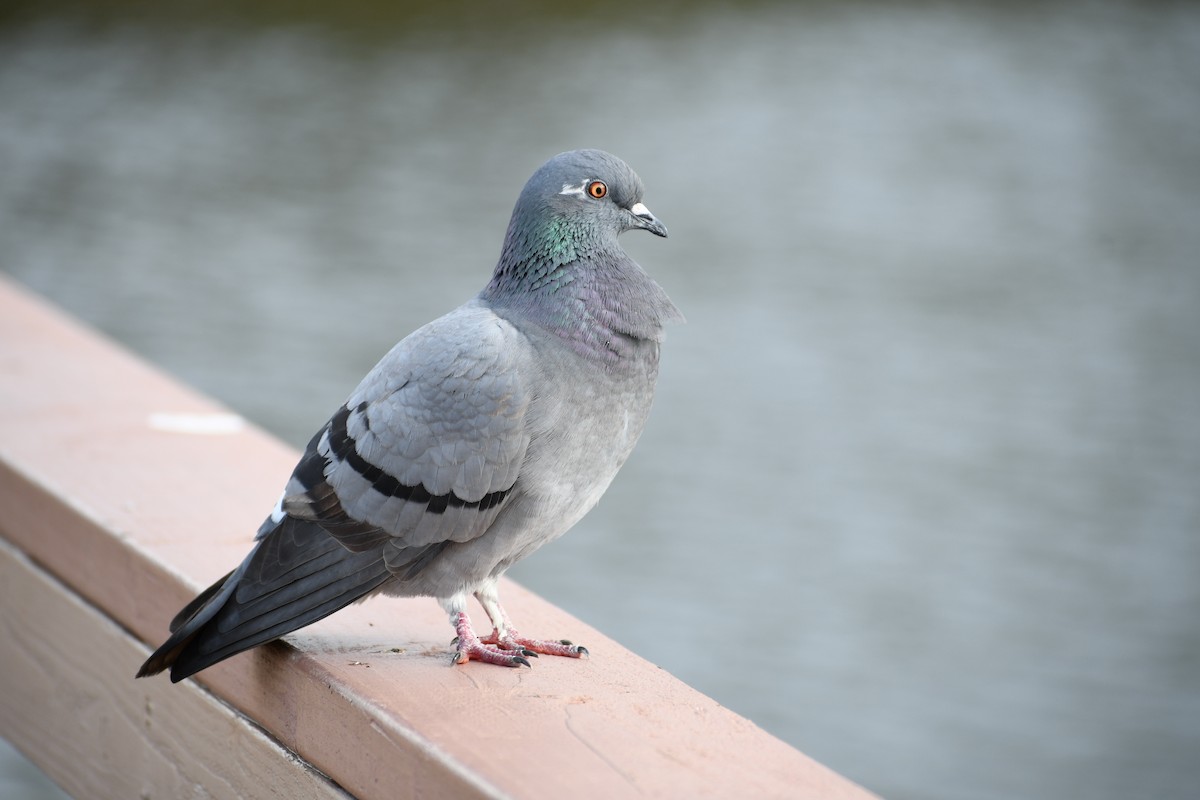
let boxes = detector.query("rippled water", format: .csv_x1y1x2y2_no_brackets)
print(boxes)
2,3,1199,798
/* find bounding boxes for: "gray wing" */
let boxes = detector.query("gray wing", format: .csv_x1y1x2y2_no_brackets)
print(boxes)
282,301,533,574
136,301,534,681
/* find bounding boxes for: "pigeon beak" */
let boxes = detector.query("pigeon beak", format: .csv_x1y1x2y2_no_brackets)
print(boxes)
629,202,668,238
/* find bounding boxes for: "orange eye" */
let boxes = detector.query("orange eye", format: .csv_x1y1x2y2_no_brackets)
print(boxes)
587,180,607,199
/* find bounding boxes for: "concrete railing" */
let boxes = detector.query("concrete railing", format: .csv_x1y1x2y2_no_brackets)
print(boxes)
0,274,874,799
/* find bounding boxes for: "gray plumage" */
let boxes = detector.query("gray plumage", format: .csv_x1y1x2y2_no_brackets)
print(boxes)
137,149,680,682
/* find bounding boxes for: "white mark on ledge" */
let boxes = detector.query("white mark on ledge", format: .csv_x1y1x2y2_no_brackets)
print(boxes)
148,412,246,435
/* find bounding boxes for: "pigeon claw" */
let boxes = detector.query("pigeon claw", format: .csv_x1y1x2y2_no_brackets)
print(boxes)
452,611,538,668
451,611,587,666
482,629,588,659
453,639,532,668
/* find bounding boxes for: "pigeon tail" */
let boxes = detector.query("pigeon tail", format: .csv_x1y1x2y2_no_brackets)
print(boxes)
136,517,392,682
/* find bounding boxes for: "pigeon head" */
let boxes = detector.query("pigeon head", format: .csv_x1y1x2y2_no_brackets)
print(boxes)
492,149,667,282
483,149,681,357
525,148,668,241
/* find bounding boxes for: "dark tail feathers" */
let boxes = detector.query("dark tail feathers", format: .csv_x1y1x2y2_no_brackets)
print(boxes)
136,517,391,682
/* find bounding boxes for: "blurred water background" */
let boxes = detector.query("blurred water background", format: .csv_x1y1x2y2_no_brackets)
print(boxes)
2,2,1198,798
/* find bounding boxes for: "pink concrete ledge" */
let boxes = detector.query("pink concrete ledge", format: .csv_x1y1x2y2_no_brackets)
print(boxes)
0,274,874,799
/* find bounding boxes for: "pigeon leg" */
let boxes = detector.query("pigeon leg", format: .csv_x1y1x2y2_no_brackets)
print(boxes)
474,581,588,659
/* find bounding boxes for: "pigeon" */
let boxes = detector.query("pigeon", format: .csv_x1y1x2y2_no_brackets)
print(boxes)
137,149,681,682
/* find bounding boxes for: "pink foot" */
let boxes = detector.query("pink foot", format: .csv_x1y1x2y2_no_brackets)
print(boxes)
451,612,587,667
452,611,533,667
481,629,588,659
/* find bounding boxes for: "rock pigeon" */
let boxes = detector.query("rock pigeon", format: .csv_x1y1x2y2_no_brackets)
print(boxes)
137,149,681,682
